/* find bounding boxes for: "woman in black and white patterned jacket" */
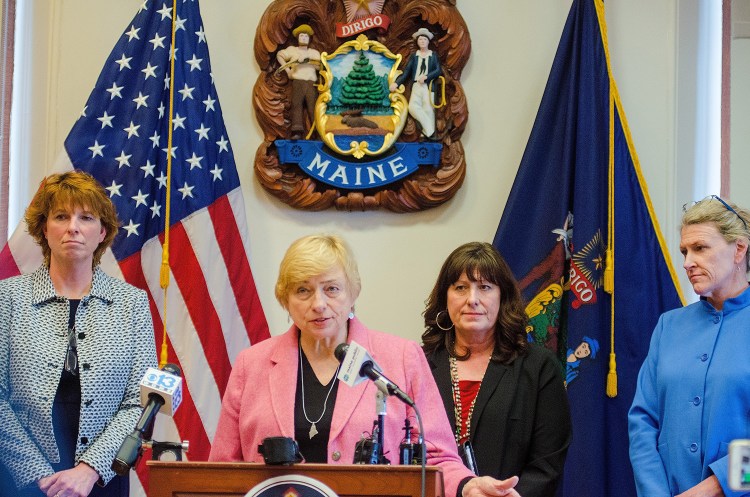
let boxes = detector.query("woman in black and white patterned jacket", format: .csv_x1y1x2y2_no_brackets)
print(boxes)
0,171,157,497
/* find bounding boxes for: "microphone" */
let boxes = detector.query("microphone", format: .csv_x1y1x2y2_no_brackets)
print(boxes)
335,342,415,407
112,363,183,476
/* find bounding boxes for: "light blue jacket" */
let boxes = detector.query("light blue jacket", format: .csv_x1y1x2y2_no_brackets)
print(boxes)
0,266,156,490
629,286,750,496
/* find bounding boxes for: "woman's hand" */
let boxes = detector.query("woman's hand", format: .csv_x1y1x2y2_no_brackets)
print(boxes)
462,475,521,497
38,463,99,497
675,475,724,497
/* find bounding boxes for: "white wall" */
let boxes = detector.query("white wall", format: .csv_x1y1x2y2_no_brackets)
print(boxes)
15,0,688,341
731,38,750,201
731,0,750,206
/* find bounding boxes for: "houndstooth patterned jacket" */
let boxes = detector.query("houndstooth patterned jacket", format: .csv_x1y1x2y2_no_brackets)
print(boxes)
0,265,156,490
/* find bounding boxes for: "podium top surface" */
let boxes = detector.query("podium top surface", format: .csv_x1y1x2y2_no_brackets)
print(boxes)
147,461,444,497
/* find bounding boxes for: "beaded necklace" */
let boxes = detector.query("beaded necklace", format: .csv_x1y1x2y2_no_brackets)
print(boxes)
449,354,489,444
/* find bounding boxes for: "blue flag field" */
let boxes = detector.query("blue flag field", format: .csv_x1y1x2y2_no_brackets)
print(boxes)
493,1,684,495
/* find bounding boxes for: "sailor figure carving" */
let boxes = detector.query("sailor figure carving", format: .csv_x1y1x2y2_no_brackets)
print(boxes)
390,27,442,140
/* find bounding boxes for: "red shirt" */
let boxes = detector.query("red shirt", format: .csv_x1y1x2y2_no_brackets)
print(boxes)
457,380,481,444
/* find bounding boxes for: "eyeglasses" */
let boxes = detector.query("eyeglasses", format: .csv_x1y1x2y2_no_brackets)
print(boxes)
683,195,747,230
65,326,78,376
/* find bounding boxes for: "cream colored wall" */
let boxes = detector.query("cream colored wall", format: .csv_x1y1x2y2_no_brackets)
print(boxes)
21,0,685,342
731,38,750,200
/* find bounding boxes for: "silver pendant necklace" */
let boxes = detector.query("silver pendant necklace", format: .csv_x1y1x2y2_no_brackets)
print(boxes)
299,345,340,439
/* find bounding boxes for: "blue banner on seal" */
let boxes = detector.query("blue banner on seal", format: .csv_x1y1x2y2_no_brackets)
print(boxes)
275,140,443,190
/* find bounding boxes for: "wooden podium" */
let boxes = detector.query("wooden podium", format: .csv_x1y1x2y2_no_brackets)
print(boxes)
147,461,444,497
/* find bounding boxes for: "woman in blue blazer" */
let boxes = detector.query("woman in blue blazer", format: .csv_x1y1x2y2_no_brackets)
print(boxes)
629,196,750,496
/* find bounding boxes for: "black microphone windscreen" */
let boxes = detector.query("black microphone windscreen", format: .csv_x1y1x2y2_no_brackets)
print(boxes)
334,343,349,362
162,363,182,376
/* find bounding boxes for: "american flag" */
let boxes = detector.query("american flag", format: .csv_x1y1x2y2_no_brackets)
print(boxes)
0,0,269,494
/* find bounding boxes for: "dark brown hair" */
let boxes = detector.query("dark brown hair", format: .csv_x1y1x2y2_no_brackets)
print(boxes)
25,170,120,267
422,242,528,363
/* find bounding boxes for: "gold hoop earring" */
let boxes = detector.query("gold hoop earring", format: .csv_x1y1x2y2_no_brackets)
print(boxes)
436,310,454,331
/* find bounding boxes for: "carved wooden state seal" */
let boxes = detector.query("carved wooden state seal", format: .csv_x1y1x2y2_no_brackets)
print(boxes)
253,0,471,212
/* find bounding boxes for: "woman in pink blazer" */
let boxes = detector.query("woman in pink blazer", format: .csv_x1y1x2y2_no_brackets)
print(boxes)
209,234,520,497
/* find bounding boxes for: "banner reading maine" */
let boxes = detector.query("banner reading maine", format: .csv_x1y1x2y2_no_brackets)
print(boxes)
276,140,441,189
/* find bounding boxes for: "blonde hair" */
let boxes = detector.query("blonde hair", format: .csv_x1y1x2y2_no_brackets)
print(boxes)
24,170,120,267
682,196,750,271
275,234,361,309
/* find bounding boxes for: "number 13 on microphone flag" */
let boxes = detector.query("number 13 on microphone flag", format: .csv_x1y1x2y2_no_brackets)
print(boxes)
493,1,683,496
0,0,270,493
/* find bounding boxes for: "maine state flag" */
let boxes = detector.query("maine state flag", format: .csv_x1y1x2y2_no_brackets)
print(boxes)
493,0,684,496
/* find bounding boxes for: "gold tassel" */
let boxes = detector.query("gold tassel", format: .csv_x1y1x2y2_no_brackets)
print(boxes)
159,247,170,368
606,352,617,397
604,249,614,293
159,340,168,369
160,247,170,289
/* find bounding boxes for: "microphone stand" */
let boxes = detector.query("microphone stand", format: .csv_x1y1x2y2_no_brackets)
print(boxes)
144,440,189,461
415,407,426,497
371,384,426,497
375,390,386,464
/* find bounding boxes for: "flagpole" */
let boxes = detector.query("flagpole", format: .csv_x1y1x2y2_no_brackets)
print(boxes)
159,0,178,368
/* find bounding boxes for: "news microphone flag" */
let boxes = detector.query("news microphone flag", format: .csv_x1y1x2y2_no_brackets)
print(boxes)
113,364,184,477
0,0,269,494
140,366,183,417
493,1,683,496
336,341,382,387
335,342,415,407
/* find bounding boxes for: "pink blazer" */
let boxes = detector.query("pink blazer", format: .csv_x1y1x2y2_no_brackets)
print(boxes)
209,317,474,497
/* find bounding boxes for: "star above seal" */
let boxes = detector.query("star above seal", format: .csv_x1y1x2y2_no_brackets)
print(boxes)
343,0,385,23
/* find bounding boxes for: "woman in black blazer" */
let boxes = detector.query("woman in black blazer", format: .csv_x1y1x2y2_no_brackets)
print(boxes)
422,242,571,497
